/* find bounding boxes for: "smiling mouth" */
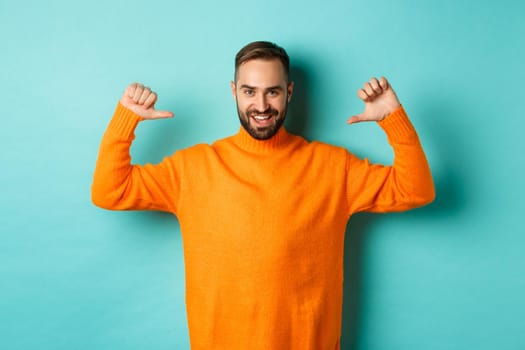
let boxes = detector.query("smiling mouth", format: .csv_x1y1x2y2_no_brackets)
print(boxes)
253,115,272,121
251,114,275,127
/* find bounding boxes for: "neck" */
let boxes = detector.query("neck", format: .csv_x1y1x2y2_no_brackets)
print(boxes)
233,126,293,154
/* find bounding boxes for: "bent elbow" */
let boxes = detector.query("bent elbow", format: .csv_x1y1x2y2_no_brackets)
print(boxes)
413,182,436,208
91,184,121,210
91,190,113,210
419,191,436,207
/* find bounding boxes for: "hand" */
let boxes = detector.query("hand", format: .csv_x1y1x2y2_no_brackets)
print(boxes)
120,83,174,120
347,77,401,124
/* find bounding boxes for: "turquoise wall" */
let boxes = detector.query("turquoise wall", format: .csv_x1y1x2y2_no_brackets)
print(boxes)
1,0,523,349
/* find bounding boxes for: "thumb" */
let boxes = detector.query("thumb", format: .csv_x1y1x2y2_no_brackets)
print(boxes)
346,114,364,125
149,110,175,119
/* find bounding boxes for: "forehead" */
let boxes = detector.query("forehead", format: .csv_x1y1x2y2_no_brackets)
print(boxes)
236,59,287,86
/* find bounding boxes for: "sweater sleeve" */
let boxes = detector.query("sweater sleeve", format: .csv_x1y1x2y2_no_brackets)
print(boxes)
91,103,181,213
346,106,435,215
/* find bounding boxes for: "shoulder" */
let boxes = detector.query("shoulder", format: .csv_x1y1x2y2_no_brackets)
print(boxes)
287,137,351,167
307,139,349,158
176,142,216,158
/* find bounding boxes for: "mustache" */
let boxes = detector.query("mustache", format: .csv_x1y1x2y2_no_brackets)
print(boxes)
247,108,279,117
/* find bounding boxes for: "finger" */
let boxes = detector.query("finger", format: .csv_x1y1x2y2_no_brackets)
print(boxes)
357,89,369,101
150,110,175,119
138,86,152,105
369,77,382,94
363,82,375,98
143,91,157,109
126,83,138,98
379,77,389,90
132,84,144,102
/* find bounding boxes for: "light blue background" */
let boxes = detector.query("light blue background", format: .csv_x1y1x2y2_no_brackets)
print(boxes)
1,0,524,349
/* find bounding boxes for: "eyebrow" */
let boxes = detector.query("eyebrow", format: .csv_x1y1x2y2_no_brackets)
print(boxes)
239,84,284,91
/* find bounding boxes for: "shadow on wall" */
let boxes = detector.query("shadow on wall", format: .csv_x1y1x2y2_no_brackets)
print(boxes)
286,61,312,136
340,97,468,349
341,212,375,350
413,97,468,218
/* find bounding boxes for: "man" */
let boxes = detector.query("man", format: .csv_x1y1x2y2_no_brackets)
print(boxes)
92,41,434,349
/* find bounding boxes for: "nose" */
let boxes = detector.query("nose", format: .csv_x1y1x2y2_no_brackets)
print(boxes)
255,93,269,112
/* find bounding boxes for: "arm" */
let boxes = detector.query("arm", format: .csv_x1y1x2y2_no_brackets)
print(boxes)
346,77,435,214
91,83,180,213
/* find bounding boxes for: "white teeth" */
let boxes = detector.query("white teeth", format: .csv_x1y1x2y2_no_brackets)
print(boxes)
254,115,271,120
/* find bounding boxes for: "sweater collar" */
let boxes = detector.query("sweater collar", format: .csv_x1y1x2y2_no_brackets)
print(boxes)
232,126,294,153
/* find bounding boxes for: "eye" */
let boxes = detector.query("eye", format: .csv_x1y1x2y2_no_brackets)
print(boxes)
268,90,279,97
243,89,255,96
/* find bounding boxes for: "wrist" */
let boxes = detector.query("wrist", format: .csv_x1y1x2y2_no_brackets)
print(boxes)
118,102,145,122
380,103,402,121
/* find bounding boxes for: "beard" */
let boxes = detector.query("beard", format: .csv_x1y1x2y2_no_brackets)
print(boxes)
236,102,288,140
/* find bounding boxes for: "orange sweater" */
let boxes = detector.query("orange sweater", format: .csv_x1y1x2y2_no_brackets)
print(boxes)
92,103,434,349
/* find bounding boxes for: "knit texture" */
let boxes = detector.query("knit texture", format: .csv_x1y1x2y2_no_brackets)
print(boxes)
92,103,435,349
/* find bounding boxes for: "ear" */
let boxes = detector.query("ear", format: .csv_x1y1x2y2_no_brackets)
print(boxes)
230,81,237,100
287,81,294,102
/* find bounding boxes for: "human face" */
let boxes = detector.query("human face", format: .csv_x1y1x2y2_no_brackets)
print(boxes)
231,59,294,140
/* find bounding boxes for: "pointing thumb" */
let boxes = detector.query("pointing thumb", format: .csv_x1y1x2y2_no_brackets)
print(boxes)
151,110,175,119
347,114,363,125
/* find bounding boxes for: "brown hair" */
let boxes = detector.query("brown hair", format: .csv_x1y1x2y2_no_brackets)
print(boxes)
234,41,290,82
